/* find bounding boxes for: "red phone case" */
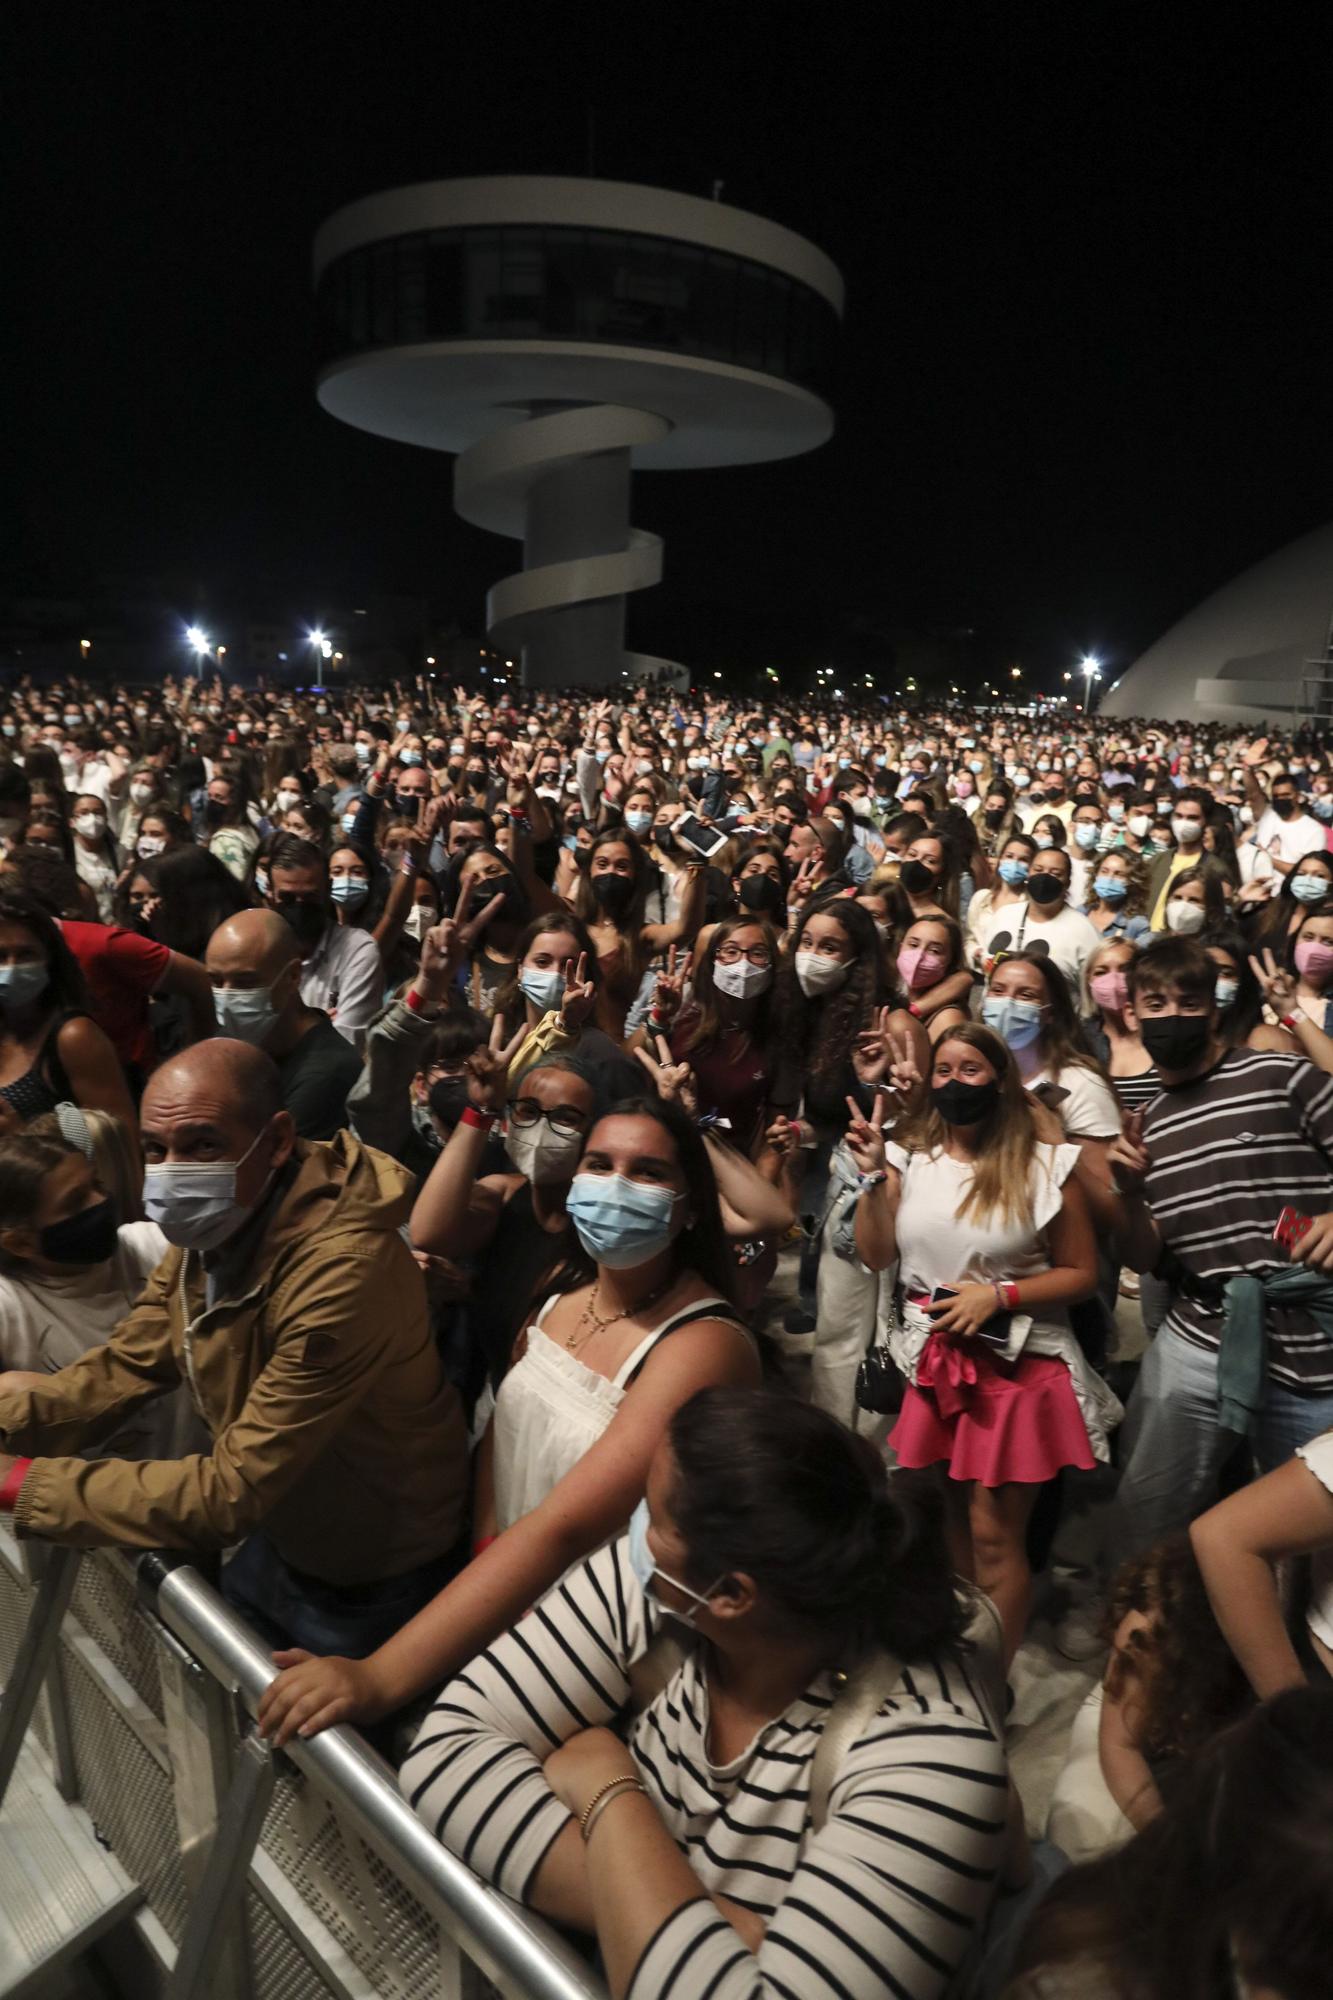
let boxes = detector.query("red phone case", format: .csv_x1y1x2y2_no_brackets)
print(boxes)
1274,1206,1313,1251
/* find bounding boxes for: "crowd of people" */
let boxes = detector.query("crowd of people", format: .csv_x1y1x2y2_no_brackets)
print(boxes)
0,667,1331,1999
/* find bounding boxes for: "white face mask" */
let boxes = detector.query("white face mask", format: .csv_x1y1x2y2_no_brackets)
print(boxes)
142,1126,272,1251
402,903,435,942
1165,898,1206,936
1128,813,1153,839
136,834,165,858
503,1119,584,1186
795,950,849,997
275,790,301,814
712,957,773,1001
130,782,155,806
73,812,106,839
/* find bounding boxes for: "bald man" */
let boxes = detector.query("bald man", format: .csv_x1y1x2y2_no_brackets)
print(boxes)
0,1039,467,1656
206,908,361,1141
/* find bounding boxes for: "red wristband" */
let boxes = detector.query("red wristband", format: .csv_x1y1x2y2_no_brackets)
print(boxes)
472,1534,498,1558
0,1457,32,1513
460,1106,496,1132
1000,1281,1020,1311
404,985,438,1017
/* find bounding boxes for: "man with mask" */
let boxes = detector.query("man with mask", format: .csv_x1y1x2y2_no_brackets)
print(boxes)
207,909,361,1140
0,1039,467,1654
1245,764,1326,876
265,833,380,1044
1108,936,1333,1559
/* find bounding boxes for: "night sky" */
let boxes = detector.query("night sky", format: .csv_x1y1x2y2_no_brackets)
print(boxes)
8,6,1332,686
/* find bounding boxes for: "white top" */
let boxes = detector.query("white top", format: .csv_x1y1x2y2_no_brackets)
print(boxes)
74,845,118,923
1030,1062,1123,1140
207,823,260,881
1296,1429,1333,1651
490,1293,742,1532
976,900,1100,990
882,1139,1121,1458
1253,806,1327,866
0,1222,203,1459
299,923,382,1043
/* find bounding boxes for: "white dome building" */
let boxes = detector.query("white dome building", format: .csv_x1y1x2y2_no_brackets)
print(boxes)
1100,519,1333,724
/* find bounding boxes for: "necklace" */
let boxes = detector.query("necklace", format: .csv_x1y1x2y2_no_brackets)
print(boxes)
565,1271,677,1350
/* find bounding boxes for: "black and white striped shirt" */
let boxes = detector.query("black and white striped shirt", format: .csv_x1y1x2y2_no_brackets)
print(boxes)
400,1540,1006,2000
1143,1048,1333,1390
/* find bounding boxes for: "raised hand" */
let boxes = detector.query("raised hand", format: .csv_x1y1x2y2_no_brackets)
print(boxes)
843,1090,888,1175
560,951,597,1029
1249,947,1296,1017
883,1024,924,1103
1243,737,1270,768
852,1004,897,1088
415,920,460,999
467,1014,530,1113
763,1113,797,1159
651,944,691,1021
635,1033,698,1117
454,877,505,950
790,853,820,906
1107,1108,1151,1196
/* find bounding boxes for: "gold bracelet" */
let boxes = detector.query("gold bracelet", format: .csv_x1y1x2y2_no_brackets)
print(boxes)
579,1775,647,1843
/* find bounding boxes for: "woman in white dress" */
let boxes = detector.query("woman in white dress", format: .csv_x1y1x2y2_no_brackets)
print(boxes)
257,1092,759,1746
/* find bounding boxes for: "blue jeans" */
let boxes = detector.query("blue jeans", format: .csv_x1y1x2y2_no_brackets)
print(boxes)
221,1532,459,1658
1110,1326,1333,1564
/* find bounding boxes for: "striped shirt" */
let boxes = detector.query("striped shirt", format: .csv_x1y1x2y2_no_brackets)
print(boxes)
400,1540,1006,2000
1143,1048,1333,1390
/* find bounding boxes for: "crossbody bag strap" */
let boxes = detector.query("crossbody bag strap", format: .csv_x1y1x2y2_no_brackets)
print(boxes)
809,1648,903,1833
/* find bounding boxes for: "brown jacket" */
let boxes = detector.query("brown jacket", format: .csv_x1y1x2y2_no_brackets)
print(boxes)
0,1134,466,1585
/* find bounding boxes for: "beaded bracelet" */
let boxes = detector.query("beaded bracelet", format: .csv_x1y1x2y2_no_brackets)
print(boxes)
579,1776,647,1843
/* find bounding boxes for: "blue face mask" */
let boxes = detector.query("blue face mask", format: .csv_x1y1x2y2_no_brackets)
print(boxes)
566,1172,684,1270
401,750,424,767
1215,977,1239,1010
1073,823,1100,850
624,808,653,836
981,995,1045,1049
1291,874,1330,904
998,859,1030,888
1314,796,1333,821
0,961,50,1010
1092,873,1127,903
330,877,369,907
519,966,566,1015
626,1500,721,1628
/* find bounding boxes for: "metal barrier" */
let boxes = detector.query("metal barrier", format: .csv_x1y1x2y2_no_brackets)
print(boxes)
0,1525,607,2000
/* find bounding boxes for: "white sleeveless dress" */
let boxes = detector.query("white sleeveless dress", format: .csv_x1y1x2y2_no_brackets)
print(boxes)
491,1293,746,1532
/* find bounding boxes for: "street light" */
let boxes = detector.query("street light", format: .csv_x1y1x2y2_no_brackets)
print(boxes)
1010,666,1021,680
1080,655,1101,708
79,639,91,660
185,625,210,656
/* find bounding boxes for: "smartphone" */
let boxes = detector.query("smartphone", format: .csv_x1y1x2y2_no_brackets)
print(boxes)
672,812,729,860
1274,1206,1313,1253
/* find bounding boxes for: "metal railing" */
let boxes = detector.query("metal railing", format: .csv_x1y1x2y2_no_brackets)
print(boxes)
0,1529,607,2000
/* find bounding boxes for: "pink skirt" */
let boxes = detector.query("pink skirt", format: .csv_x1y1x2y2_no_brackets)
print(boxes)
889,1333,1095,1488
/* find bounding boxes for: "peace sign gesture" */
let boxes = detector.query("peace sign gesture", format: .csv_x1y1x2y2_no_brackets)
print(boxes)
790,853,820,906
454,877,505,950
1249,946,1297,1018
467,1014,529,1114
652,944,692,1021
882,1023,925,1103
843,1091,889,1176
852,1005,899,1089
560,951,597,1030
634,1033,699,1118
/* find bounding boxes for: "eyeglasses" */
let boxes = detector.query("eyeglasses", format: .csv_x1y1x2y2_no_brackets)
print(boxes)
716,944,773,966
509,1100,587,1134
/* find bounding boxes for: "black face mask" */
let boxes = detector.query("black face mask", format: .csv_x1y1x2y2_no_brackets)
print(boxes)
931,1077,1000,1127
900,859,934,895
1139,1013,1213,1072
737,873,784,917
40,1196,119,1267
1028,873,1065,906
1273,796,1298,817
428,1076,472,1128
591,871,634,917
469,880,526,927
278,899,327,951
427,748,449,769
204,798,227,826
394,791,427,816
983,807,1007,830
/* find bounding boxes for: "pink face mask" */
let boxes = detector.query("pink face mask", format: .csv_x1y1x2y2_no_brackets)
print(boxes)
1295,937,1333,984
1089,968,1131,1013
898,944,946,992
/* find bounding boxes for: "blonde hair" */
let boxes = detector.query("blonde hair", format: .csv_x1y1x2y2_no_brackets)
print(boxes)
80,1109,144,1224
896,1022,1038,1229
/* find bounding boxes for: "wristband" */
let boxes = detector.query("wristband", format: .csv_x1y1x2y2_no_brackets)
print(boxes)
1282,1013,1304,1033
460,1106,496,1132
404,985,440,1018
0,1457,32,1514
400,855,417,877
856,1168,888,1190
472,1534,498,1558
997,1281,1020,1311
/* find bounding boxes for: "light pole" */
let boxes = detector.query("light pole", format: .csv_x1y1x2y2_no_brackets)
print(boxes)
185,626,212,668
1079,655,1101,711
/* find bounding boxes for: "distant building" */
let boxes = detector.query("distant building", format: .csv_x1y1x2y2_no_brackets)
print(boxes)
312,176,843,689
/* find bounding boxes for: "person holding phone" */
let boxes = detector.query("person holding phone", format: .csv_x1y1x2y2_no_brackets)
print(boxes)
849,1023,1113,1662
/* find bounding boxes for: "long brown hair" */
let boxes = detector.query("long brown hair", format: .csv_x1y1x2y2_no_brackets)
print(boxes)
994,948,1109,1084
1102,1537,1250,1764
896,1022,1039,1229
572,829,654,987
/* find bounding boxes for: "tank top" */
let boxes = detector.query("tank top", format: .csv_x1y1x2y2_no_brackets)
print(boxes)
490,1292,750,1532
0,1011,79,1121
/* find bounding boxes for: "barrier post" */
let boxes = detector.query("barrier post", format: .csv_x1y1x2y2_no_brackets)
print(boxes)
0,1542,79,1808
164,1729,274,2000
